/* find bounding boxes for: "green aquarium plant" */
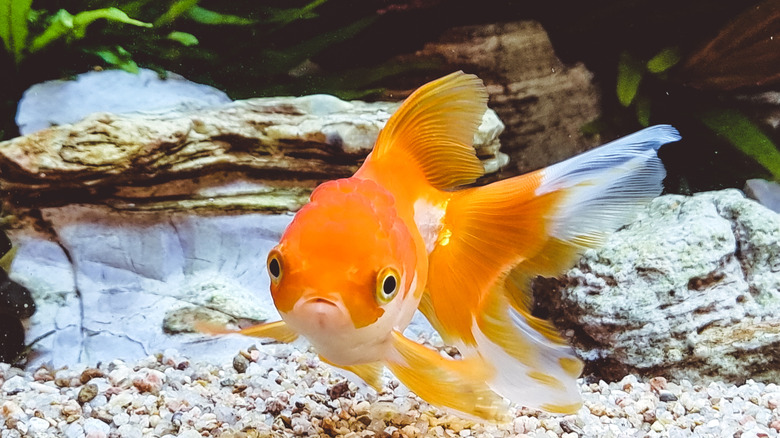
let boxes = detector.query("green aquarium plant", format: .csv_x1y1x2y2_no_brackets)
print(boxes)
0,0,428,141
608,0,780,190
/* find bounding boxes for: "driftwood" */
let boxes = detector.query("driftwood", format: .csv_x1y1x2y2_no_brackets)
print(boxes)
389,20,603,175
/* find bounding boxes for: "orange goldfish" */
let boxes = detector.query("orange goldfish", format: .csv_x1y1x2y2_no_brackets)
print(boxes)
205,71,680,421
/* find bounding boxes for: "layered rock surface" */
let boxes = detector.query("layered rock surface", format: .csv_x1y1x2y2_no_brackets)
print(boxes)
1,93,505,212
536,189,780,384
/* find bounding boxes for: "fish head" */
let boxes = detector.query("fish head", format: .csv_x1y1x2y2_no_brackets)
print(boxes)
266,178,421,364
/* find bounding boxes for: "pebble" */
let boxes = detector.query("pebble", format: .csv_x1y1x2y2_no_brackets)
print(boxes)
0,350,779,437
77,383,99,404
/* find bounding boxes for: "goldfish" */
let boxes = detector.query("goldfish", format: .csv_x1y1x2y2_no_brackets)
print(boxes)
203,71,681,421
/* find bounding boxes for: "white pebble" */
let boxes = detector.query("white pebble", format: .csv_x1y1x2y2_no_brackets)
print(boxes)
63,423,85,438
116,424,142,438
2,376,27,393
82,418,110,436
112,412,130,426
27,417,50,432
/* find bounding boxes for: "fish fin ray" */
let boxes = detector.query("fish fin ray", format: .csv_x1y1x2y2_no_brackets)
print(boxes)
427,172,564,344
359,71,487,190
236,320,300,343
195,320,299,343
418,290,454,344
385,330,509,422
538,125,680,243
426,125,680,345
475,286,583,413
319,356,384,391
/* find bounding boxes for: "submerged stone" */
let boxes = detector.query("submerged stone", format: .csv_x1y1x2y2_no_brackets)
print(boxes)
16,68,231,135
537,189,780,384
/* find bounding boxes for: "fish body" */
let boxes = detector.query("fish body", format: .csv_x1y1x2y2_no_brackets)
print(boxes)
212,72,681,421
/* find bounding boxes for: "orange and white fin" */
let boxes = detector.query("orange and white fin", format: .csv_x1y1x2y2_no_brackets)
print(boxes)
195,320,299,343
319,356,384,391
384,330,510,422
474,286,583,414
237,320,300,343
356,71,487,190
423,125,680,412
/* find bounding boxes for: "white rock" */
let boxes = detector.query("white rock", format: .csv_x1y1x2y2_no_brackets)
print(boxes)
112,412,130,426
546,190,780,384
116,423,143,438
82,418,110,436
27,416,50,432
2,376,27,394
16,69,231,134
63,423,85,438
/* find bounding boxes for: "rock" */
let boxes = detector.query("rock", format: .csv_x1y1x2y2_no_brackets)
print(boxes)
537,189,780,384
744,178,780,213
16,69,231,135
7,206,292,368
391,20,602,175
77,383,98,404
0,92,505,212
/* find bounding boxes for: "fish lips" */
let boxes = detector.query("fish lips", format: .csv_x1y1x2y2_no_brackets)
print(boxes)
292,296,352,331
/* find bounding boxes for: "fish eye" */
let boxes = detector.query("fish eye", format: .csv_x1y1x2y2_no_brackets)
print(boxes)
375,267,400,304
267,250,283,284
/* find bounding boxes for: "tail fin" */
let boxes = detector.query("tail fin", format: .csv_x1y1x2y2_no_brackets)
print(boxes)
422,125,680,412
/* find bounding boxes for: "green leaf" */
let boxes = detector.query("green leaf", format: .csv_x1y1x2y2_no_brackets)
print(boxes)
635,95,651,127
30,8,150,53
647,47,681,74
617,51,644,107
155,0,199,27
72,7,151,38
167,30,197,46
29,9,74,53
699,109,780,180
185,6,256,26
264,0,327,27
0,0,33,63
86,45,139,73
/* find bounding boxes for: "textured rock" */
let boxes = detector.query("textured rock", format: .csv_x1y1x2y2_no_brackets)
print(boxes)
537,189,780,384
745,178,780,213
391,20,602,174
0,93,506,212
16,68,231,135
8,207,293,367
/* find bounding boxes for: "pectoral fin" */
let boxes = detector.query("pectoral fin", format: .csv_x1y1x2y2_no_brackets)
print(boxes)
319,356,384,391
196,320,299,343
385,330,509,422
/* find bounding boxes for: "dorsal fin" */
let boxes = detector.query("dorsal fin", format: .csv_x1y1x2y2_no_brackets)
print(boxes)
365,71,487,190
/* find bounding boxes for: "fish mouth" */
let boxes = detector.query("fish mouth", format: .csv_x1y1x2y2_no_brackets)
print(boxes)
292,296,350,331
307,297,339,308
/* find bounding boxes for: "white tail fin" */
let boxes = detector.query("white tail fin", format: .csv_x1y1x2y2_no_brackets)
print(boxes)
538,124,681,243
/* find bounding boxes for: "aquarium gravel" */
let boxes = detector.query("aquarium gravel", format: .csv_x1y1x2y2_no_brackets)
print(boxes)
2,341,780,438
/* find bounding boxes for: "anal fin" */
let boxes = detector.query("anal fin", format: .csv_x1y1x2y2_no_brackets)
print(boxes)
385,330,509,422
